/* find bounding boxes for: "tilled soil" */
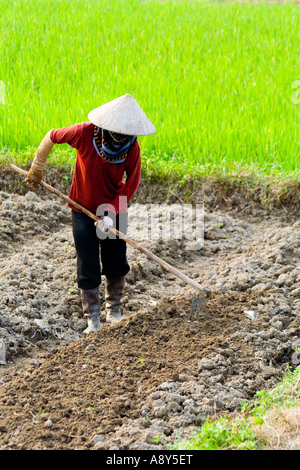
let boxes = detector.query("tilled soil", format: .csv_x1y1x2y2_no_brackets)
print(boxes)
0,188,299,450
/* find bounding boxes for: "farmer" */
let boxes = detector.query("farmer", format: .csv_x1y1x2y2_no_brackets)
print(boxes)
24,94,156,334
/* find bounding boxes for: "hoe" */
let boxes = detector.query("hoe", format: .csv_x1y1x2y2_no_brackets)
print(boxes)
11,164,210,316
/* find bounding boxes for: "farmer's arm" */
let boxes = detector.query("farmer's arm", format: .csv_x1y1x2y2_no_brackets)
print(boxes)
25,131,54,189
108,141,141,215
95,142,141,233
25,124,83,189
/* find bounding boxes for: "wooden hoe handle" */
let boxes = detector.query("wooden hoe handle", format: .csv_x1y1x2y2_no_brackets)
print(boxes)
11,164,210,297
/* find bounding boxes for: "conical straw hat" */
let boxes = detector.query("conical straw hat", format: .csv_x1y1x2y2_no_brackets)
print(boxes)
88,94,156,136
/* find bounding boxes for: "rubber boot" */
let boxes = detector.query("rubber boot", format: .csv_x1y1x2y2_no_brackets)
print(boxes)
105,276,125,324
81,287,101,334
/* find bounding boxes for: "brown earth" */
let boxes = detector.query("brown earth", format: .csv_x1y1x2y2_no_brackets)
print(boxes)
0,170,299,450
0,291,265,450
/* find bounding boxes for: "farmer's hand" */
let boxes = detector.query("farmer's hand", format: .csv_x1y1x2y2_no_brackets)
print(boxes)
25,166,43,190
95,215,114,233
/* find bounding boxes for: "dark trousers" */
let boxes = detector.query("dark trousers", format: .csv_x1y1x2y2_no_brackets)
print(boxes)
71,210,130,290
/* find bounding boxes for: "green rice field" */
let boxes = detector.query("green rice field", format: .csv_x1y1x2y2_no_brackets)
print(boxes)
0,0,299,179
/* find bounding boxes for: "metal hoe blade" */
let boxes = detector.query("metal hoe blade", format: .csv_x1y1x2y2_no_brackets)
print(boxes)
190,296,208,319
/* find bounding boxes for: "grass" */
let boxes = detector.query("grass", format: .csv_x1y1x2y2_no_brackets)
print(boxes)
0,0,299,180
170,365,300,450
171,415,259,450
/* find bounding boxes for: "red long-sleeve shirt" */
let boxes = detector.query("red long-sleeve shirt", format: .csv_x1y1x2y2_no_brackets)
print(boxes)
50,122,141,215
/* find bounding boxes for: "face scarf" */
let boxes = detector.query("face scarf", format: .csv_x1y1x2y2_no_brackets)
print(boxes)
93,126,136,163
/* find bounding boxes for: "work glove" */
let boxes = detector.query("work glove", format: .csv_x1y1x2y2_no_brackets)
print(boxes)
25,166,43,190
95,215,114,233
24,131,54,190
